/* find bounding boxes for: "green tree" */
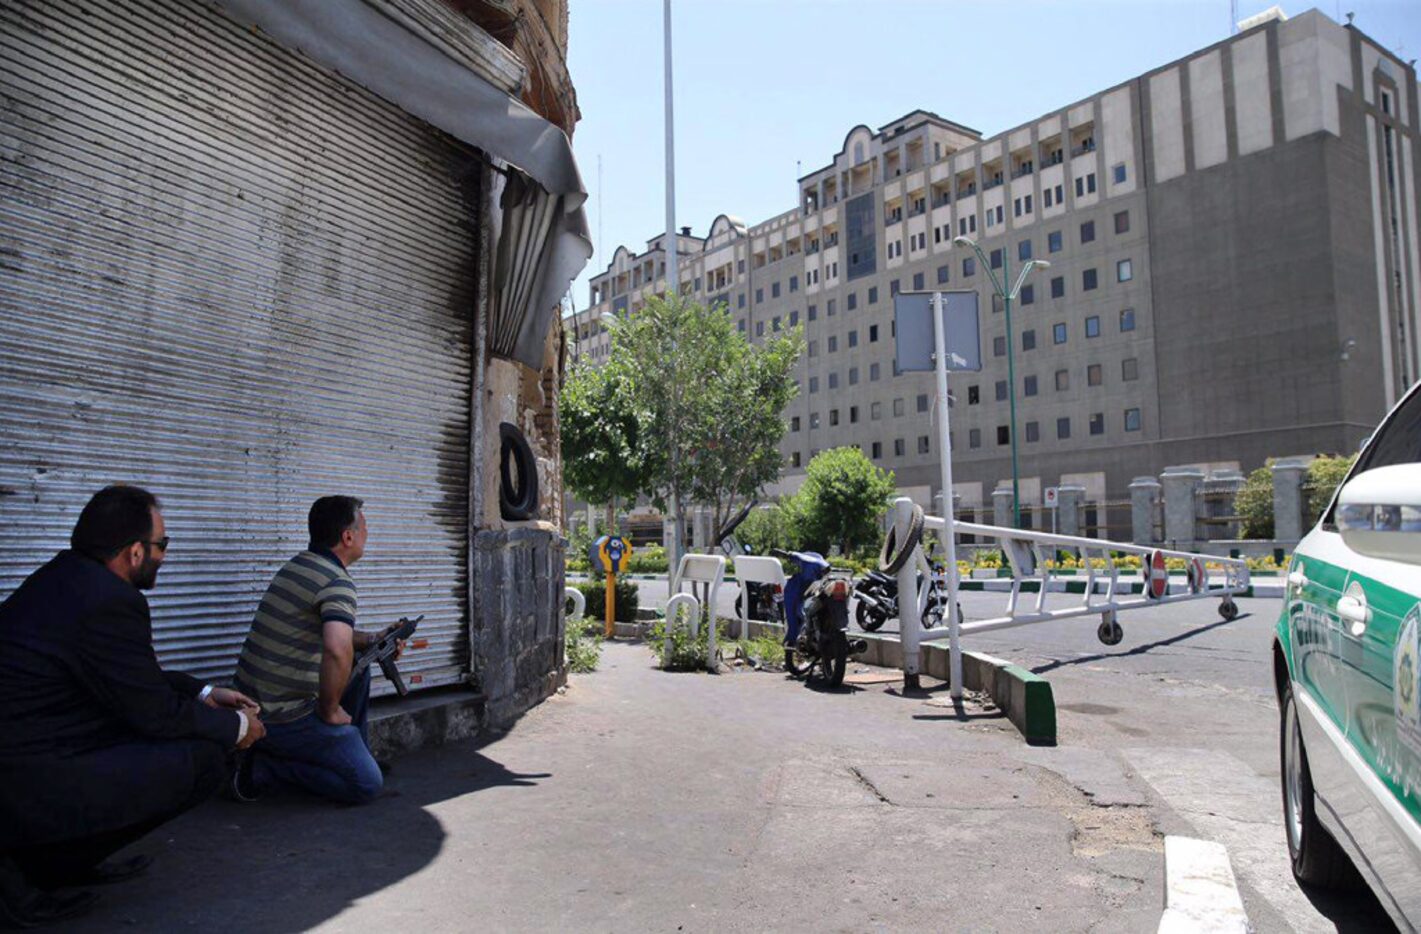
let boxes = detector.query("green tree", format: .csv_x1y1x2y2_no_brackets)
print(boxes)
734,501,798,555
791,447,897,556
1236,465,1275,539
608,295,802,560
560,356,657,527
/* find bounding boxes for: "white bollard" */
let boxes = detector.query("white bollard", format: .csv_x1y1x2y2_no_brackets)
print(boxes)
894,497,922,691
564,587,586,621
664,593,701,668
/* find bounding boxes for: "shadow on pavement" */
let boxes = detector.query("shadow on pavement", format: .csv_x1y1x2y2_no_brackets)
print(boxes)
1028,615,1249,676
64,740,549,933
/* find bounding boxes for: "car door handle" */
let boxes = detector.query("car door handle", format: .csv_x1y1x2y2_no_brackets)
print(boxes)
1287,571,1308,588
1336,594,1369,633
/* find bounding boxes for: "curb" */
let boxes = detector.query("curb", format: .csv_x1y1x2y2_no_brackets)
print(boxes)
1158,835,1249,932
957,579,1277,599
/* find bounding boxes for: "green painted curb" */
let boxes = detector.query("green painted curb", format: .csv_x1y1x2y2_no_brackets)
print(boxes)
985,656,1057,747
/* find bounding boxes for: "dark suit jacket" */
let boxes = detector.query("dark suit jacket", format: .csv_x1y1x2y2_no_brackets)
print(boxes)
0,550,239,759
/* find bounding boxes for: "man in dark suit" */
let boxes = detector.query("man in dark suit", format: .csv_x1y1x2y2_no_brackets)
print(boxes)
0,485,266,926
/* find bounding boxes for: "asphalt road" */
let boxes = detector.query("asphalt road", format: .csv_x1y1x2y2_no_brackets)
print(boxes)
625,576,1397,933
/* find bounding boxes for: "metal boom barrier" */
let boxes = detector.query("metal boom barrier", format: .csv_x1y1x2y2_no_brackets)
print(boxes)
888,497,1250,699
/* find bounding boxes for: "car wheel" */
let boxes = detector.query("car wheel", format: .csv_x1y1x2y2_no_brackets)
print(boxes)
1280,684,1355,889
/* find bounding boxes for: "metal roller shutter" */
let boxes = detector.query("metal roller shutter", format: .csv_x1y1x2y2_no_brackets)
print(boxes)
0,0,480,694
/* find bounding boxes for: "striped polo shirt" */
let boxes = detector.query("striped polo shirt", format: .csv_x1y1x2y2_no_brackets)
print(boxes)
234,549,358,724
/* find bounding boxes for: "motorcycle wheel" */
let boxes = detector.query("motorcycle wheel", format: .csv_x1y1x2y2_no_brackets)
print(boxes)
822,632,848,687
854,600,885,633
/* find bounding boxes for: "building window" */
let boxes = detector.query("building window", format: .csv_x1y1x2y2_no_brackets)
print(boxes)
871,441,882,459
790,275,799,292
737,319,745,332
791,416,801,431
997,425,1010,446
869,324,879,343
1089,412,1104,435
871,401,882,419
829,409,839,426
1022,329,1036,351
894,438,906,457
1055,368,1069,391
1085,315,1100,338
848,330,859,348
1019,239,1032,261
790,310,800,326
1112,163,1127,185
756,321,764,337
1117,259,1133,282
893,398,905,417
848,367,859,385
990,248,1003,269
1025,421,1040,442
995,380,1008,401
810,412,820,428
1020,284,1035,306
969,428,982,449
809,377,819,393
738,294,746,309
968,385,980,405
1122,357,1139,381
963,257,976,277
870,362,880,381
1114,210,1129,234
1050,276,1065,299
847,292,857,311
1124,407,1142,431
808,340,818,357
755,288,763,303
1120,307,1136,332
827,299,836,316
808,304,818,321
918,435,930,454
868,286,878,304
1080,220,1095,244
1048,230,1063,253
771,282,781,298
827,335,838,353
1024,374,1038,396
1057,417,1071,439
772,316,781,332
828,372,839,389
1082,268,1098,291
1087,363,1103,386
790,452,801,467
993,335,1007,357
1053,323,1067,345
912,272,925,290
937,265,949,284
916,393,929,413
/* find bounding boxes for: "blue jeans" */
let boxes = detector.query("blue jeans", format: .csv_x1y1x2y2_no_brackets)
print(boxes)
250,667,382,805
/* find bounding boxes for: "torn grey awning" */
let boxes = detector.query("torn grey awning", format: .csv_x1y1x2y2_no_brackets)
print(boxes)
212,0,592,370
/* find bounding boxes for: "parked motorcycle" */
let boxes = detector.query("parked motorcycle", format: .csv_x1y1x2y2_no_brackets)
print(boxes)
853,562,963,632
774,548,866,687
716,502,783,623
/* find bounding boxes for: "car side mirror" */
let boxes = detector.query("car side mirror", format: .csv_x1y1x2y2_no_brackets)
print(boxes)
1337,465,1421,564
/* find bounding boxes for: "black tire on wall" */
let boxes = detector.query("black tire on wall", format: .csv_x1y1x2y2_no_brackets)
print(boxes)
500,422,539,521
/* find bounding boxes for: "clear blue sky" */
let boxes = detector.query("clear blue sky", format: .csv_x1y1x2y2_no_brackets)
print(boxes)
565,0,1421,312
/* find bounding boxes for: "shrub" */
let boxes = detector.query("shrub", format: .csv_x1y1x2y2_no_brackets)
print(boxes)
736,502,797,555
626,544,668,575
563,614,603,673
1307,454,1356,520
1236,465,1275,539
575,579,639,623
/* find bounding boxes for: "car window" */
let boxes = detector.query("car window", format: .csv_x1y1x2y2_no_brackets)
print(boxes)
1323,387,1421,527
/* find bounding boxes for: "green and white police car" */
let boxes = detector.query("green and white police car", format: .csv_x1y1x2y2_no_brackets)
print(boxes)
1275,380,1421,930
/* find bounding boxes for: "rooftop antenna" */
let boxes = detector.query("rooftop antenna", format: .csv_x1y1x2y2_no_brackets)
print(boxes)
597,153,603,272
1346,11,1354,25
1230,0,1238,34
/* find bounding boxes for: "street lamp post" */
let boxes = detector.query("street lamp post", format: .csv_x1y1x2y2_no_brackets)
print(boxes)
953,235,1048,528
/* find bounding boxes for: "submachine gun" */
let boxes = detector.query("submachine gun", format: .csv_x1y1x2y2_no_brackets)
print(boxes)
352,615,424,696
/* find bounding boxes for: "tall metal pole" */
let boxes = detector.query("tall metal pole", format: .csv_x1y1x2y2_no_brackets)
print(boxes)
1002,252,1022,528
931,293,963,700
662,0,682,572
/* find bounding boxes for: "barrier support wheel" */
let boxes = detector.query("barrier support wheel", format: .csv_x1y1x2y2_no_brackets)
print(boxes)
1219,599,1239,621
1097,614,1123,646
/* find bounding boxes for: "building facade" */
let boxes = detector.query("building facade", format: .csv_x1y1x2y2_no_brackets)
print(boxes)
571,9,1419,536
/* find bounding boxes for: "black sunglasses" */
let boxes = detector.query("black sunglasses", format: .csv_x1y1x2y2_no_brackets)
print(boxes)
142,537,171,552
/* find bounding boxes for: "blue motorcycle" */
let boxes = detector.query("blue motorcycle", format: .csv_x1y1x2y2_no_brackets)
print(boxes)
772,549,866,687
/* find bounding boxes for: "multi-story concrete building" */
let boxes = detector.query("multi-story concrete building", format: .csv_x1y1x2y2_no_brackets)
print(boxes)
571,9,1419,535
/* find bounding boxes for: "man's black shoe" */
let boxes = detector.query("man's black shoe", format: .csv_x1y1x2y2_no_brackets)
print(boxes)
0,858,97,928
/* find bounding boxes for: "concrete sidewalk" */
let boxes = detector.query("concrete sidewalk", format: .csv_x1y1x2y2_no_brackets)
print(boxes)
68,642,1171,933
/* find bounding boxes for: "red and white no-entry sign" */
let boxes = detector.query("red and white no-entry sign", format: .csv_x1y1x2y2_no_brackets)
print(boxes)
1146,550,1169,599
1187,557,1207,594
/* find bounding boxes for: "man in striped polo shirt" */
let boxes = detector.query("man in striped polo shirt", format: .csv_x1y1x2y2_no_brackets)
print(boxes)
232,496,400,804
